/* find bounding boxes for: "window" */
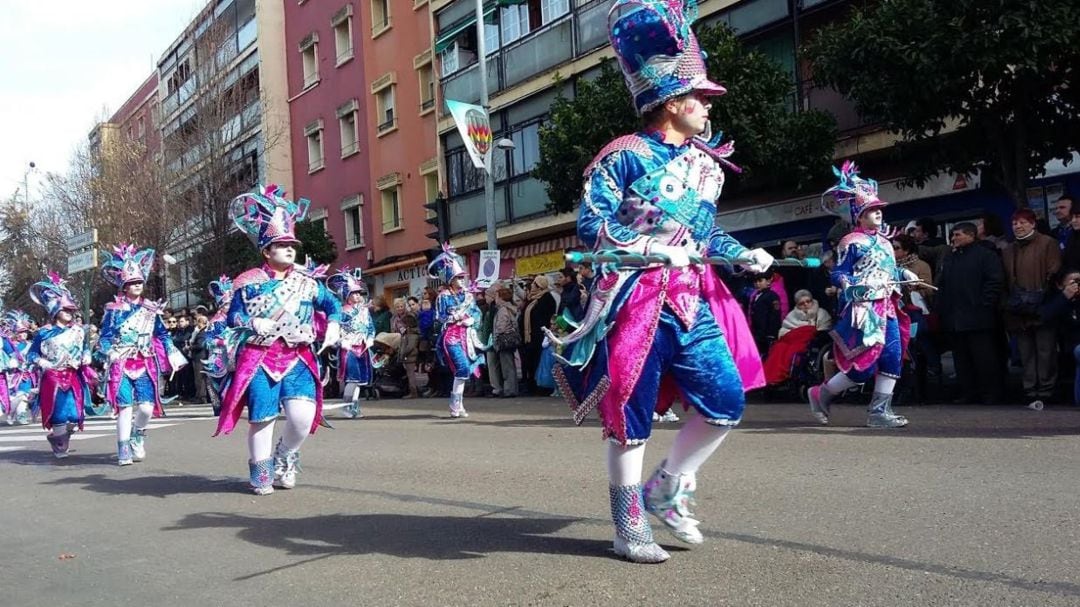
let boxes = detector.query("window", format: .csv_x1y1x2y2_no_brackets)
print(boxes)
332,7,354,65
500,5,530,44
439,44,460,76
342,194,364,249
380,187,401,232
299,33,319,88
376,85,396,134
484,21,499,55
540,0,570,25
423,173,439,216
338,100,360,157
305,119,324,173
371,0,390,36
417,62,435,113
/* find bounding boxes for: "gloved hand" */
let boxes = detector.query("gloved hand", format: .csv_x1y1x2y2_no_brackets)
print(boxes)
6,358,16,370
81,354,91,367
650,243,691,268
251,317,276,335
37,359,54,371
744,248,775,273
108,350,121,364
901,269,920,283
322,322,341,348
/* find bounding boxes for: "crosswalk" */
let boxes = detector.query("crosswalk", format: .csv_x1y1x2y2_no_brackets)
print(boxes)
0,405,217,454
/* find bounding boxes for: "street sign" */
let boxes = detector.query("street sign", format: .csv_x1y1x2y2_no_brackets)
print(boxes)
67,250,97,274
66,229,98,252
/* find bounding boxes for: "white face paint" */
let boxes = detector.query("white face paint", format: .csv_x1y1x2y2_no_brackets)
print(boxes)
859,209,884,229
264,243,297,267
124,282,144,298
55,310,73,325
451,276,466,290
348,292,366,305
670,92,712,138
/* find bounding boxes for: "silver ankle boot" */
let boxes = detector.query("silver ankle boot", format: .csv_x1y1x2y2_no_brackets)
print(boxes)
249,458,275,495
273,440,301,489
609,484,670,563
808,383,836,425
866,392,908,428
643,462,703,544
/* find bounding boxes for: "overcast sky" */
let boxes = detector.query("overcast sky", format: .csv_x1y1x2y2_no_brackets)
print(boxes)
0,0,204,201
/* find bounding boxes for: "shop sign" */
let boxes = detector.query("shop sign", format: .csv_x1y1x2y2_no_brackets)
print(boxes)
514,250,565,277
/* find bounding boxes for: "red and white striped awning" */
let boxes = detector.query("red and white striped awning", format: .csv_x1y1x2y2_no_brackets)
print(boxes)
500,234,581,260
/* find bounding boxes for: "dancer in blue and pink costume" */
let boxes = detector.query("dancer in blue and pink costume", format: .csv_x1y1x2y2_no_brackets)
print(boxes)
97,244,188,466
550,0,775,563
201,276,235,417
214,185,342,496
326,267,374,419
27,273,95,459
808,162,913,428
429,244,483,419
1,310,37,425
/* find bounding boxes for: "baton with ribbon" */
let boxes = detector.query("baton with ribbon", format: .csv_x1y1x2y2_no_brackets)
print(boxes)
564,250,821,269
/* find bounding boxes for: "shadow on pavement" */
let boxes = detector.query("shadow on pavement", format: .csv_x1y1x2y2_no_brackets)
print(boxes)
44,473,241,498
164,511,612,571
0,450,118,467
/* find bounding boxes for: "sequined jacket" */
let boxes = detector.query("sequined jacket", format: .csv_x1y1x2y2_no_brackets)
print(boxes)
29,324,89,371
228,263,342,347
340,304,375,352
829,228,907,357
96,297,186,371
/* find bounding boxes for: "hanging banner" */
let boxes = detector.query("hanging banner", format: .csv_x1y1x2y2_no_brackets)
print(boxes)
445,98,492,171
476,249,500,288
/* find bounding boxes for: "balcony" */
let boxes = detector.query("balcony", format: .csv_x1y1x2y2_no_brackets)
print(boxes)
420,98,435,112
237,18,257,53
377,117,396,134
503,17,574,88
441,55,500,108
802,81,875,133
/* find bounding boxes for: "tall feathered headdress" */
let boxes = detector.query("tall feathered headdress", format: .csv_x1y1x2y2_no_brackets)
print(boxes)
326,267,367,300
229,184,310,250
821,160,888,224
101,243,155,289
207,275,234,309
0,309,32,335
29,271,80,319
427,242,467,284
608,0,726,115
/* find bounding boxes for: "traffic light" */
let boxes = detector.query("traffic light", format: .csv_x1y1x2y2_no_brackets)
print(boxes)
424,192,449,243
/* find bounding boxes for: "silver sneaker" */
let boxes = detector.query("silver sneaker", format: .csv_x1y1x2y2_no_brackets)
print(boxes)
866,392,908,428
808,384,833,425
643,463,704,545
609,484,670,563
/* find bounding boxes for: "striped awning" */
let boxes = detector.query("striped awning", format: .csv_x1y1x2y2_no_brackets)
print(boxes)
501,234,581,260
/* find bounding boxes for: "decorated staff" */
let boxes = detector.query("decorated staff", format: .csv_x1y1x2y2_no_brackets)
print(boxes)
96,244,187,466
213,184,342,496
27,273,95,459
553,0,775,564
807,161,914,429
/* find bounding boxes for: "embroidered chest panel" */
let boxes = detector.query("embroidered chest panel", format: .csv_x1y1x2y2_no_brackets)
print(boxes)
41,326,85,365
618,147,723,247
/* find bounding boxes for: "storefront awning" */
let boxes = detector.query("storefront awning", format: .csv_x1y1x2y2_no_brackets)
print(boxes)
501,234,581,260
365,254,428,276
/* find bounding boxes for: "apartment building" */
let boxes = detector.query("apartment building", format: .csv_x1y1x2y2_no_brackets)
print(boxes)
428,0,1070,271
156,0,293,308
89,73,161,160
283,0,374,272
359,0,442,301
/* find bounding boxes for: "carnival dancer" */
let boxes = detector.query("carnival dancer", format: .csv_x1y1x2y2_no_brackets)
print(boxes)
808,162,915,428
201,276,234,417
2,310,37,425
214,185,341,496
429,244,483,418
326,267,374,419
96,244,187,465
549,0,775,563
27,273,95,459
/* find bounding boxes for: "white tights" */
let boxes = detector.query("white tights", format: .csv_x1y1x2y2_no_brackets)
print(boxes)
50,425,68,437
606,412,732,484
246,399,317,462
116,403,153,442
825,373,897,396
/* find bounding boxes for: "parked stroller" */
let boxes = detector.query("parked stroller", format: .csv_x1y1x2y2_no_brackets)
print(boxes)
762,327,834,401
368,332,410,399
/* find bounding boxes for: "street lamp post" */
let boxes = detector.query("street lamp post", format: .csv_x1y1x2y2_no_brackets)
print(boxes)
475,1,517,252
23,161,36,206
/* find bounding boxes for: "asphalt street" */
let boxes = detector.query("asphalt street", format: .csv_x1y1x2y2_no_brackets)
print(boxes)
1,397,1078,606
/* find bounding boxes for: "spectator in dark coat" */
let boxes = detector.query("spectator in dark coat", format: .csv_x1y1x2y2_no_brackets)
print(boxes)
555,267,585,321
936,222,1006,404
914,216,950,275
1050,196,1075,251
748,273,782,357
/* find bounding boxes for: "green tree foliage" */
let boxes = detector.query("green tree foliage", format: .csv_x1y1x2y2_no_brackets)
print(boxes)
805,0,1080,207
534,24,837,213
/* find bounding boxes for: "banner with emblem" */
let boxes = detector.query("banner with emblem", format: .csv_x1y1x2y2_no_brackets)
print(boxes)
445,99,492,171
